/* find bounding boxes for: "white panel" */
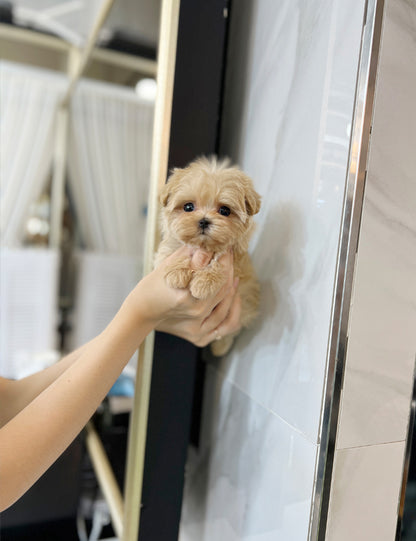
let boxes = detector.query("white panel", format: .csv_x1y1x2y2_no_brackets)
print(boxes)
219,0,365,442
179,367,317,541
69,251,140,348
0,248,60,378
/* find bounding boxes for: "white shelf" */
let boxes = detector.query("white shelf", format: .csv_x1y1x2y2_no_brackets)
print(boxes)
0,22,157,81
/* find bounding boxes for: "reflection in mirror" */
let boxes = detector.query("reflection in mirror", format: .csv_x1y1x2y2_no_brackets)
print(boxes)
0,0,161,539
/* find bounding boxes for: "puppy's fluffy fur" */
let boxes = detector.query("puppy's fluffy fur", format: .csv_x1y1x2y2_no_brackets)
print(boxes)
155,157,261,356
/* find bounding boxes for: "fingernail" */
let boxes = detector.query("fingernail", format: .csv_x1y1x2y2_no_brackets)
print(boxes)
193,249,212,268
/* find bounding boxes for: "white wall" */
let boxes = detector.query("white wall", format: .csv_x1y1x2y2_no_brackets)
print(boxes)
177,0,409,539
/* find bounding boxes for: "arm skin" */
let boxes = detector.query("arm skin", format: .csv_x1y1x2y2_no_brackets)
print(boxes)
0,345,87,428
0,246,241,511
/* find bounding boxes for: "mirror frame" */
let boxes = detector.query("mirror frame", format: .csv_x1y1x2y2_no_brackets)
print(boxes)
125,1,231,540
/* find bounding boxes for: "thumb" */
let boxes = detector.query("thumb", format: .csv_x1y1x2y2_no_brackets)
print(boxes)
191,249,212,270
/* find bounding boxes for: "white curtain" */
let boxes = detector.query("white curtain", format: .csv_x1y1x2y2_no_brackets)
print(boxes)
67,81,154,386
67,80,154,257
0,63,65,377
0,61,66,247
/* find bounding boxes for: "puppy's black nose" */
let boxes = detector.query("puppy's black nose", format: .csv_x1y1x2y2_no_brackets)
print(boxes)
199,218,211,230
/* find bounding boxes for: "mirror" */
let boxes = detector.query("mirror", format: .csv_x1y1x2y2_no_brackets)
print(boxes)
0,1,176,539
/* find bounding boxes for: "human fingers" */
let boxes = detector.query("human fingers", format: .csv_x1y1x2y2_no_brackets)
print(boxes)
157,244,193,271
201,277,239,334
209,251,234,309
184,250,234,320
190,248,213,270
193,288,242,348
212,291,242,341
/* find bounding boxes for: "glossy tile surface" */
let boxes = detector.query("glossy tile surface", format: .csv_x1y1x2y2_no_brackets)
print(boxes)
180,0,372,538
325,442,406,541
336,0,416,449
179,367,317,541
219,0,365,442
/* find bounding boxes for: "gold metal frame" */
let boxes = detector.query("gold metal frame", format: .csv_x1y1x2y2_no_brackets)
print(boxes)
122,1,181,540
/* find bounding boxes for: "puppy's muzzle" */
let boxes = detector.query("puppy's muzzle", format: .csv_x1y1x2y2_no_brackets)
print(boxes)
198,218,211,232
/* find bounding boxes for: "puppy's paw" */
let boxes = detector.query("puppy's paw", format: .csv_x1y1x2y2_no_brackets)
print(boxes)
210,335,234,357
165,268,193,289
190,271,224,300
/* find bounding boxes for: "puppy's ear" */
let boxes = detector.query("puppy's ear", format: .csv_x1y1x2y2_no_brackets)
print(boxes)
246,188,261,215
159,167,185,207
242,177,261,216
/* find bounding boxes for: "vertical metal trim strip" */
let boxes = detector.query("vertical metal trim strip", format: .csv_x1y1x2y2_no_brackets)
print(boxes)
308,0,386,538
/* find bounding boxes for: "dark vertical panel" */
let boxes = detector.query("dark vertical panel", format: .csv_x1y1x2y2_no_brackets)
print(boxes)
138,1,230,540
168,0,230,168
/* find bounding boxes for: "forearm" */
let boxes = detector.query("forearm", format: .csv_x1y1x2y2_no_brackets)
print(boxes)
0,246,234,512
0,296,153,511
0,346,88,427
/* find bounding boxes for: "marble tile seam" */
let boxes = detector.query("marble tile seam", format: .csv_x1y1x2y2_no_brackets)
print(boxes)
209,363,320,447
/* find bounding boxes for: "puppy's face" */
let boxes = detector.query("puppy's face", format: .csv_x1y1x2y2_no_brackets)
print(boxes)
160,158,261,252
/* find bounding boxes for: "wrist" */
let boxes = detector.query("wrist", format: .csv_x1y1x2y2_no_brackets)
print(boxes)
98,294,156,365
124,282,163,330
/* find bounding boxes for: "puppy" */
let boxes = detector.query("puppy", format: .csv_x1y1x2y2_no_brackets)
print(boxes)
155,156,261,356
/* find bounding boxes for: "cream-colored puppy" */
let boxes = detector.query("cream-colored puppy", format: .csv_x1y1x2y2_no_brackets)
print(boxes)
155,157,261,356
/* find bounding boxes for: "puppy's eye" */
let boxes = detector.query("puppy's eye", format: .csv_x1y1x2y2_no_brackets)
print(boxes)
183,202,194,212
218,206,231,216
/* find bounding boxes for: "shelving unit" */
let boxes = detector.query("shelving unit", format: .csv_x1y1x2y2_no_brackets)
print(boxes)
0,21,157,84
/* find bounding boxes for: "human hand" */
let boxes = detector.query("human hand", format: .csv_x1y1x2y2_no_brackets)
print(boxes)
157,247,242,346
129,247,241,341
156,273,242,347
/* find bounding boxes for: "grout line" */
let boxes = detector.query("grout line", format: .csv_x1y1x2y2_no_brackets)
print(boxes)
208,362,319,447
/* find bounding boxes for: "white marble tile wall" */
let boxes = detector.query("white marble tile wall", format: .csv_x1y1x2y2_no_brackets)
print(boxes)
216,0,365,444
180,367,317,541
326,0,416,537
178,0,378,538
